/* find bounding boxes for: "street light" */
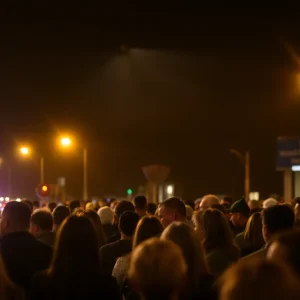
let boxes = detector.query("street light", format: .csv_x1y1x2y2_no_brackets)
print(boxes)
20,147,30,156
59,136,88,201
19,146,45,184
230,149,250,202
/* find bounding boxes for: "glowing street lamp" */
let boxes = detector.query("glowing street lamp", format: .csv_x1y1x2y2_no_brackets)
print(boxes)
60,137,72,147
19,146,44,184
59,135,88,201
20,147,30,156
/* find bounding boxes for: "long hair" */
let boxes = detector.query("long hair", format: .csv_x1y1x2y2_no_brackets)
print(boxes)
82,210,106,248
132,216,163,249
161,222,209,290
48,216,101,277
244,212,264,249
202,209,239,257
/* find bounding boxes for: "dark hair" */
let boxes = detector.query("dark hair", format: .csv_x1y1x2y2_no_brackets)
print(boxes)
273,229,300,277
32,200,40,208
115,200,134,221
223,196,234,205
53,206,70,226
202,209,239,257
3,201,31,231
161,197,186,218
47,202,57,213
21,200,33,213
31,210,53,232
244,212,264,249
49,216,100,276
185,201,195,211
133,216,163,248
119,211,139,237
83,210,106,248
147,203,157,215
69,200,81,213
133,196,147,210
211,204,225,214
262,205,295,235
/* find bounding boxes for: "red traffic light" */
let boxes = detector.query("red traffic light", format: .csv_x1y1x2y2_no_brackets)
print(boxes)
36,184,51,198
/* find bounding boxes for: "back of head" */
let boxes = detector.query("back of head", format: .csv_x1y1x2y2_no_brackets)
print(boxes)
268,229,300,277
262,205,295,236
32,200,40,209
185,205,194,220
133,216,163,248
220,260,300,300
200,195,220,211
51,216,100,274
85,202,95,211
115,200,135,221
1,201,31,235
83,210,106,248
262,198,278,209
128,238,187,300
161,197,186,219
53,206,70,226
133,196,147,210
97,206,114,225
222,196,233,206
119,211,140,237
47,202,57,213
146,203,157,215
244,212,264,248
161,222,208,287
21,200,33,213
202,209,237,254
69,200,81,214
248,200,260,211
31,209,53,232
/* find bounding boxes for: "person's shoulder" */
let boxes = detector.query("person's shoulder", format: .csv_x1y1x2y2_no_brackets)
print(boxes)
100,240,119,253
242,247,267,261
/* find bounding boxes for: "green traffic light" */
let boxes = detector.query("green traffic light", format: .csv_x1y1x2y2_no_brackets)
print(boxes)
127,189,133,195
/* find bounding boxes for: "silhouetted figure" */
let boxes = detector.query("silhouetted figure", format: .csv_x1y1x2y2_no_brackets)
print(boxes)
52,206,70,232
0,202,52,293
30,209,56,247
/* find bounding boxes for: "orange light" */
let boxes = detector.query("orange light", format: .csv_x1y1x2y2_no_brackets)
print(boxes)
42,185,48,192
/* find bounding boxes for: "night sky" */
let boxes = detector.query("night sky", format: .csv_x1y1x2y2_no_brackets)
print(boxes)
1,6,300,201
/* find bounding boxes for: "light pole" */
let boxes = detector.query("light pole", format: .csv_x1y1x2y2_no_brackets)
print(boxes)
230,149,250,202
19,147,45,184
60,137,89,201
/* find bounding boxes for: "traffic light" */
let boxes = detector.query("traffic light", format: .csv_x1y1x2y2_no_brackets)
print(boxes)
127,189,133,195
36,184,51,198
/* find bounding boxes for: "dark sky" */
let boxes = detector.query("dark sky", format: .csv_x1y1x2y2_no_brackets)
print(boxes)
1,6,300,200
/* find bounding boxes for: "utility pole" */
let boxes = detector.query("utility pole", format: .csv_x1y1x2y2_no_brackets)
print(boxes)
230,149,250,202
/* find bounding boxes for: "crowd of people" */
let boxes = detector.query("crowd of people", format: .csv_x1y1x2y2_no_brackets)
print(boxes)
0,194,300,299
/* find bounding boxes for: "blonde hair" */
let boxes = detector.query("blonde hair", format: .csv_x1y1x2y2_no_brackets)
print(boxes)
220,260,300,300
161,222,208,290
128,238,187,300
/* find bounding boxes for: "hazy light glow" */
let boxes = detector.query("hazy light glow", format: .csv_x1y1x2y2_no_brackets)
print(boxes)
20,147,30,155
166,185,174,195
16,198,21,202
5,197,9,201
42,185,48,192
0,197,4,202
61,137,71,147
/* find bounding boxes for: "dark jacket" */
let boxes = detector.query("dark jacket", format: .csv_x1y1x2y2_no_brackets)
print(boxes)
30,271,121,300
0,231,52,292
99,239,132,275
103,224,118,241
37,232,56,247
